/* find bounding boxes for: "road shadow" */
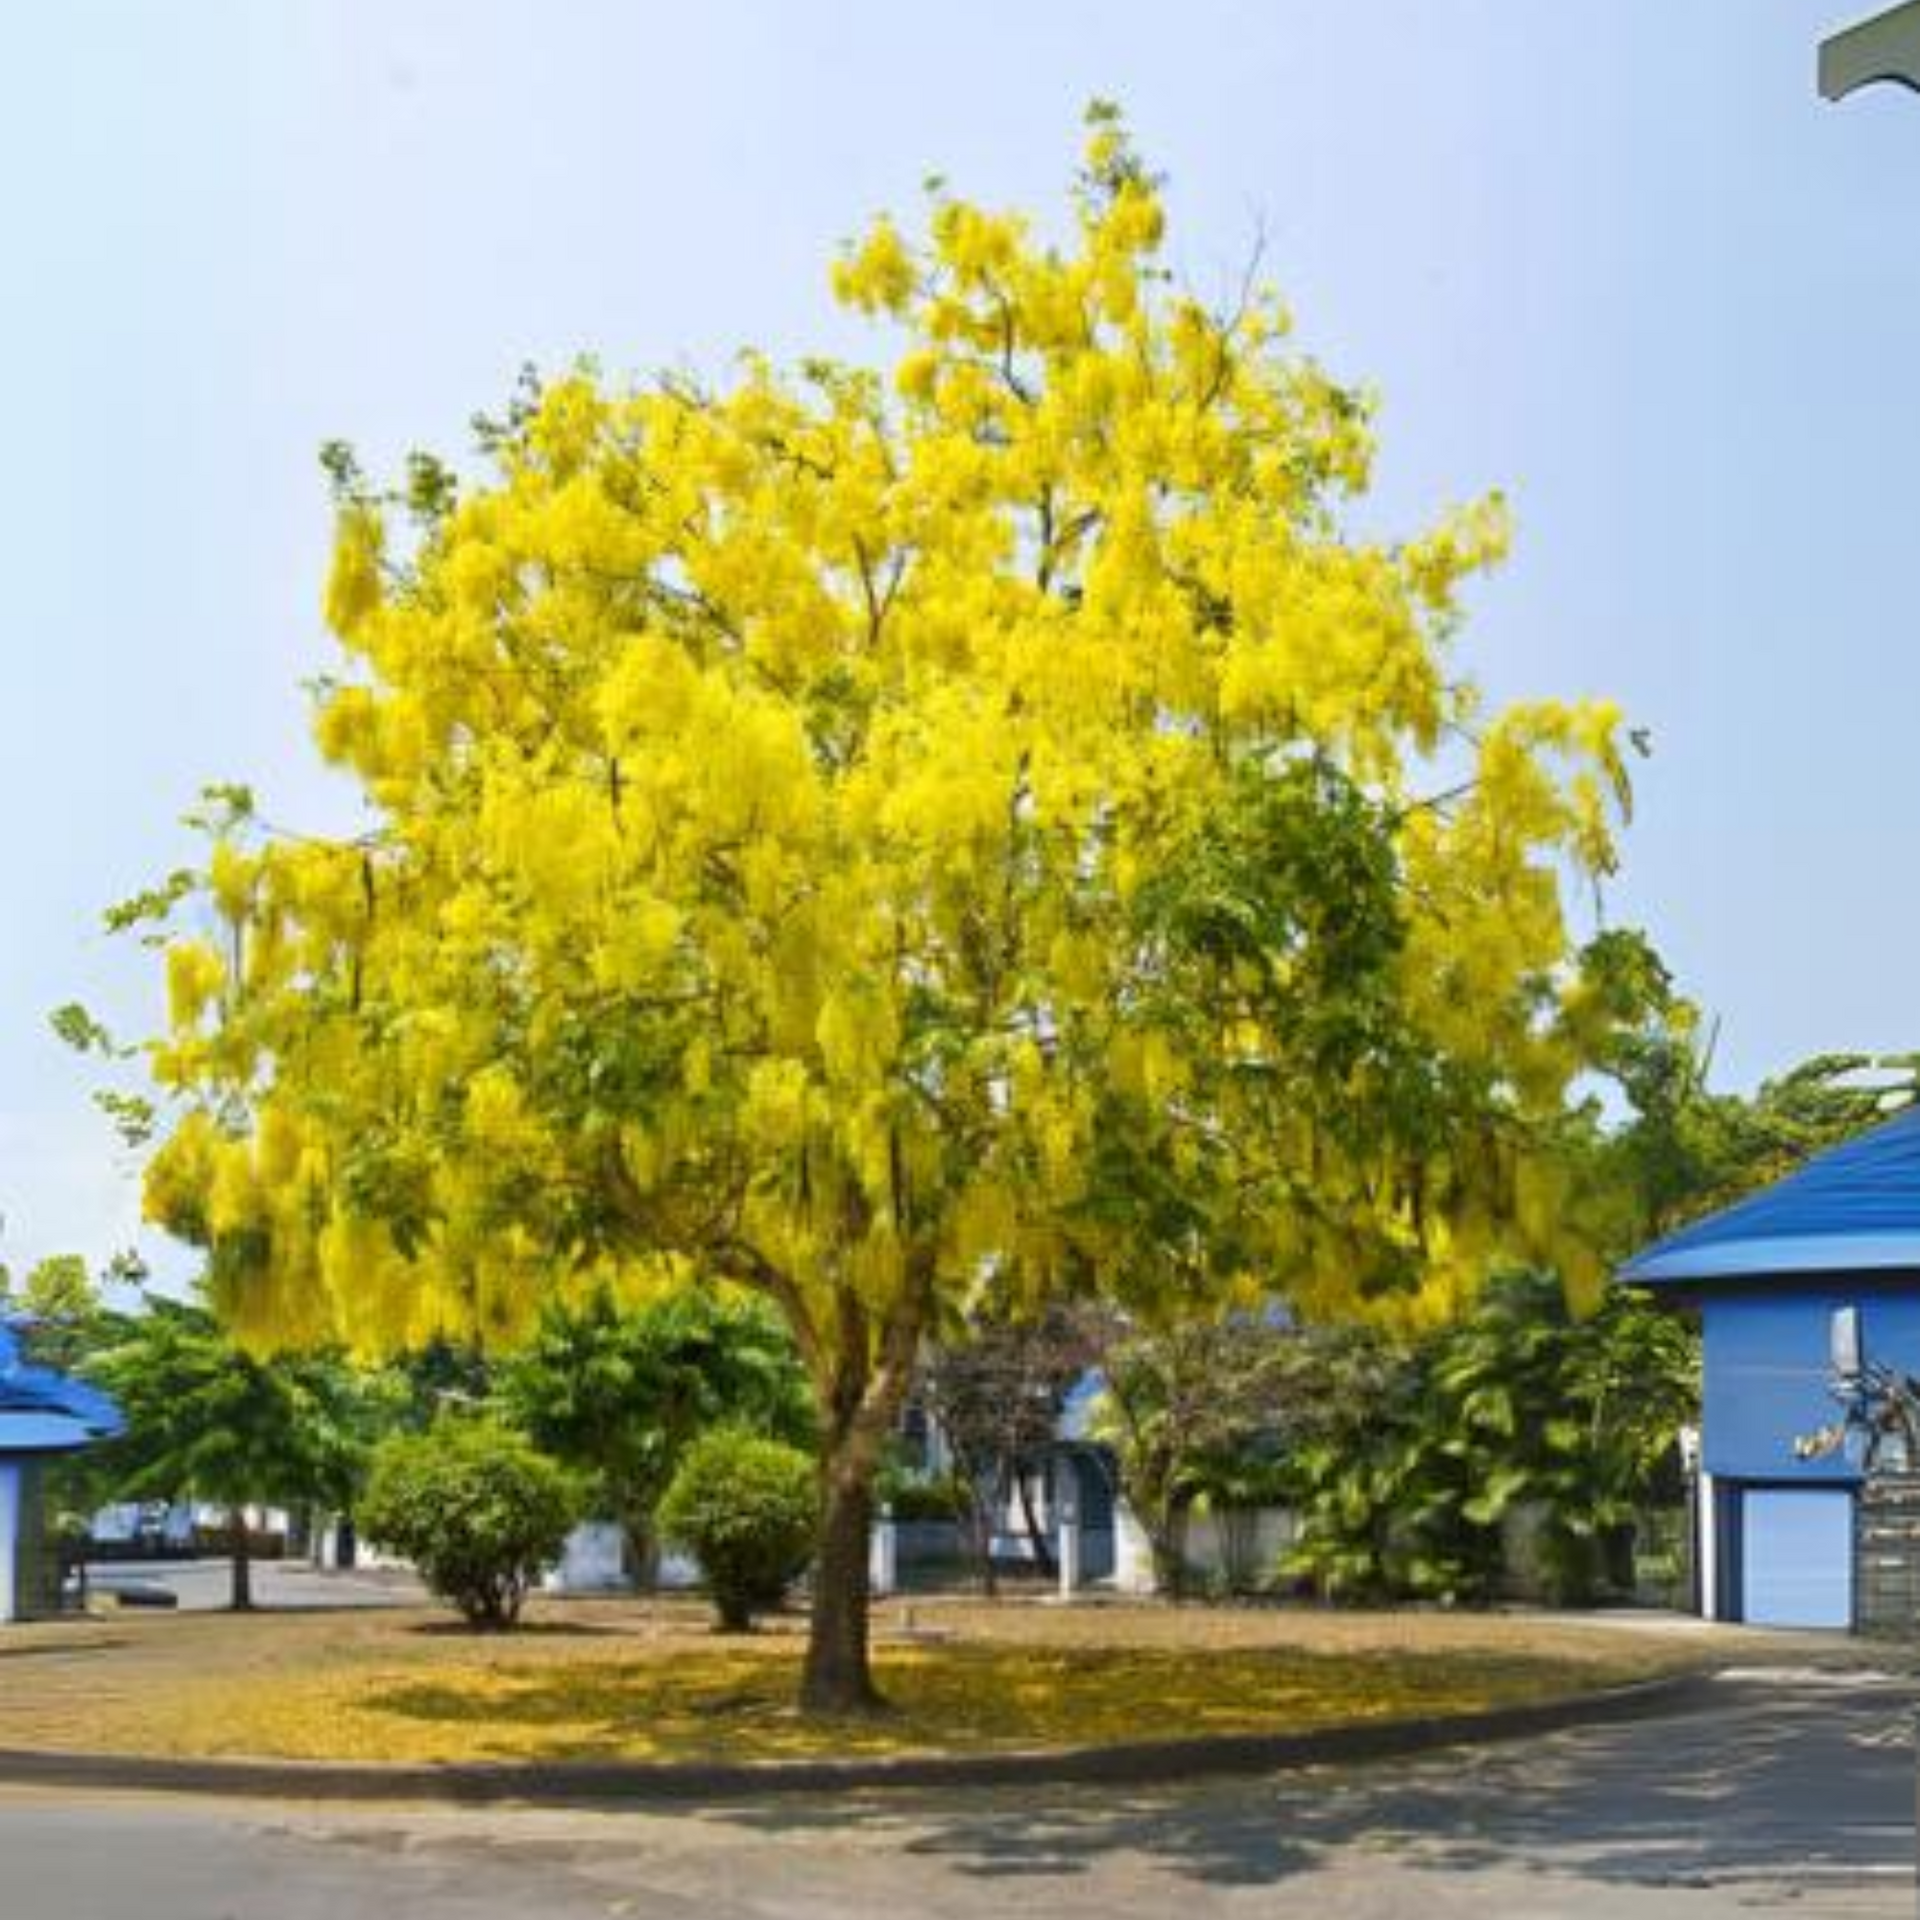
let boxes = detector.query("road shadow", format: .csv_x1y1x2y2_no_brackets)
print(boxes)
688,1673,1916,1895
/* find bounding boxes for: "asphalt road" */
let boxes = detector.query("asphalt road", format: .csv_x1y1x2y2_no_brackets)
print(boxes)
0,1666,1909,1918
84,1558,422,1612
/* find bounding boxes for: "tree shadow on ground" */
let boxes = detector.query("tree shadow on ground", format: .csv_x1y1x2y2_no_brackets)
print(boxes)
353,1642,1598,1764
691,1672,1916,1895
402,1620,623,1639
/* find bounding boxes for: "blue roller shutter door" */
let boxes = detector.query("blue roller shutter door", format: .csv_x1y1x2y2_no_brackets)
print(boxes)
1742,1487,1854,1628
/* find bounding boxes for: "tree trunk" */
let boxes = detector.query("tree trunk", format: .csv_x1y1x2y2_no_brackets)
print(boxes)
738,1241,929,1717
622,1517,661,1592
1148,1495,1190,1600
228,1505,254,1612
801,1456,881,1714
1017,1465,1057,1578
1602,1521,1637,1595
969,1473,999,1599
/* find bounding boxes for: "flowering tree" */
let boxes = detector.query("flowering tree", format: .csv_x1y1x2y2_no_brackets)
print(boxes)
127,112,1641,1711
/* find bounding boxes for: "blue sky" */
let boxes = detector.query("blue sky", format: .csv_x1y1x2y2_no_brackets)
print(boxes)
1,1,1914,1276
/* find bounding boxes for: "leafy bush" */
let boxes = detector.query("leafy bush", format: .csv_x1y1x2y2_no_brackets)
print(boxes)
359,1420,581,1628
880,1472,971,1525
658,1428,817,1631
1283,1276,1697,1605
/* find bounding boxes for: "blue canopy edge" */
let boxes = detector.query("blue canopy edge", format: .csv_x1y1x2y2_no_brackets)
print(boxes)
1620,1101,1920,1286
0,1316,122,1450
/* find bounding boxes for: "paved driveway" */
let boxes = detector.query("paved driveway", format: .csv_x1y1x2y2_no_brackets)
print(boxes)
0,1666,1909,1916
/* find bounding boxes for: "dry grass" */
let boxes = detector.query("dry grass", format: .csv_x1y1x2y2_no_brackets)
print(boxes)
0,1594,1761,1767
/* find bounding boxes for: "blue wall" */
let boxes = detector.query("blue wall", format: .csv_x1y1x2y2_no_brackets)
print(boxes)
1701,1283,1920,1481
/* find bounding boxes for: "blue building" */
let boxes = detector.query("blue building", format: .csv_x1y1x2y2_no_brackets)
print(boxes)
0,1317,122,1621
1620,1104,1920,1631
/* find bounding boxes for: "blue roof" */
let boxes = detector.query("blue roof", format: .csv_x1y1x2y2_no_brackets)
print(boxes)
1620,1102,1920,1285
0,1316,122,1451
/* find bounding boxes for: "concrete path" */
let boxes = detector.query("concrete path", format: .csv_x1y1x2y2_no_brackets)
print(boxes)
0,1666,1909,1916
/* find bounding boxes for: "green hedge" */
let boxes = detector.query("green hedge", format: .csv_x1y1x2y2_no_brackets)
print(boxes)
359,1419,581,1629
659,1428,817,1631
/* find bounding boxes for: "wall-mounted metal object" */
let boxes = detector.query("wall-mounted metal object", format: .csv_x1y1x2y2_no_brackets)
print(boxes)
1799,1306,1920,1471
1833,1304,1865,1382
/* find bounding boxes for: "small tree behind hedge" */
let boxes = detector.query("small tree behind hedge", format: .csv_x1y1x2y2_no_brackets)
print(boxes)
1095,1315,1307,1598
659,1430,817,1632
920,1304,1111,1595
493,1285,813,1583
359,1420,580,1628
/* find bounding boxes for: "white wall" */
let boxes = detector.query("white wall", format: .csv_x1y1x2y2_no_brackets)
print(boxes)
1111,1501,1156,1593
540,1522,703,1594
542,1521,628,1594
1107,1500,1297,1595
1182,1506,1298,1588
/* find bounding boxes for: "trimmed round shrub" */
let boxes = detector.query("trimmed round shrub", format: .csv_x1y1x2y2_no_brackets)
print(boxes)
359,1420,581,1629
658,1428,817,1631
